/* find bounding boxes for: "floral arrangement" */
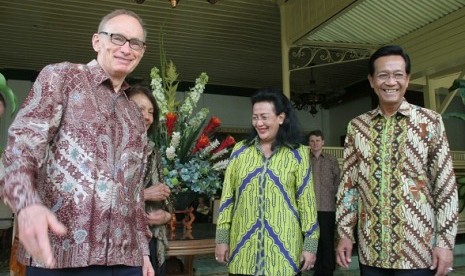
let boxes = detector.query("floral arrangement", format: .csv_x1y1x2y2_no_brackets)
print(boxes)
150,48,235,198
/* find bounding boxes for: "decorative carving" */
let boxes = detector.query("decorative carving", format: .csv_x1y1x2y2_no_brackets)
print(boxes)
289,46,372,72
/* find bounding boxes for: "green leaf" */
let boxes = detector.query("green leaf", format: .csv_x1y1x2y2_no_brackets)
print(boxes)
0,73,18,115
459,190,465,213
458,177,465,213
448,78,465,105
448,78,465,91
179,115,208,163
444,78,465,122
171,178,180,186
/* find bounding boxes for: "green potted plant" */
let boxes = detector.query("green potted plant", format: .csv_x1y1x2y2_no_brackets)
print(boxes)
0,72,18,155
0,72,18,117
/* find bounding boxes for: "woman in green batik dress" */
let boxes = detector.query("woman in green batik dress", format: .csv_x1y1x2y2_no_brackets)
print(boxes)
215,89,319,276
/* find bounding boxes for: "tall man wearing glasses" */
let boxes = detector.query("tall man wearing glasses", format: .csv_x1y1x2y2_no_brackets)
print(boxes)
0,9,154,276
335,45,458,276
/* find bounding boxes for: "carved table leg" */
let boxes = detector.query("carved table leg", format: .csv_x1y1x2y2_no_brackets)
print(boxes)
182,208,196,230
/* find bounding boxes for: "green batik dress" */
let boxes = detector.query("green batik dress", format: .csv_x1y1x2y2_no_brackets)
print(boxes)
216,139,319,275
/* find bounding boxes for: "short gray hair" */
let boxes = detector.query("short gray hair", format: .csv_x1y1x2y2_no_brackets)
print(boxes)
97,9,147,40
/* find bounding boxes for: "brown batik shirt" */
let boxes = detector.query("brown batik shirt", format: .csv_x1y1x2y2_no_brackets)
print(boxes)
310,152,340,212
336,99,458,269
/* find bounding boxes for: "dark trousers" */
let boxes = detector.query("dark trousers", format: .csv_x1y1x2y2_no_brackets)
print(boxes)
26,265,142,276
314,211,336,276
230,273,301,276
360,264,435,276
149,236,167,276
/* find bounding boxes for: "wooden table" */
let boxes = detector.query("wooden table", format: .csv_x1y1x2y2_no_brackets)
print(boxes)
166,223,216,276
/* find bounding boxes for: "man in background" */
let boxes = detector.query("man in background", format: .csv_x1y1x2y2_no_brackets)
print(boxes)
308,130,340,276
336,45,457,276
0,9,154,275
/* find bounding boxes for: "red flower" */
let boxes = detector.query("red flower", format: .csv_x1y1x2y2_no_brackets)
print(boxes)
212,135,236,154
202,116,221,136
193,134,210,153
165,112,177,136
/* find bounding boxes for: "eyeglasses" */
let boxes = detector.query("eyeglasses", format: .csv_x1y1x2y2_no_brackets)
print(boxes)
375,72,407,81
252,114,272,123
99,32,145,51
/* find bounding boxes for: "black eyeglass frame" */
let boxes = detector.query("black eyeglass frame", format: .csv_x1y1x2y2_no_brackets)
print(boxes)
99,31,146,50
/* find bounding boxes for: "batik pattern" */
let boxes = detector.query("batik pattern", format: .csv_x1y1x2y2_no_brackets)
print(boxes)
336,100,458,269
0,61,150,268
216,140,319,275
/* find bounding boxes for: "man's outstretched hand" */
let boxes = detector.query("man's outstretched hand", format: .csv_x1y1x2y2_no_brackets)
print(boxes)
18,204,67,268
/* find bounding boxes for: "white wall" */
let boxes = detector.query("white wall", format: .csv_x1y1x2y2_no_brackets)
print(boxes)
327,96,372,146
201,93,251,129
296,107,325,133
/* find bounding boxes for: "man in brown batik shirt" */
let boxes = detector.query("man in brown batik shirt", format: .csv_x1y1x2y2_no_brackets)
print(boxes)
308,130,340,276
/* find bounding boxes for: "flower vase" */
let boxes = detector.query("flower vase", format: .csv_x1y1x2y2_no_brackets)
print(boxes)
168,191,197,234
172,190,197,210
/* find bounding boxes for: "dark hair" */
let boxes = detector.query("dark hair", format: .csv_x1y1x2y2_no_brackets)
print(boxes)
0,93,5,106
246,88,303,149
126,84,159,136
308,129,324,140
368,45,411,76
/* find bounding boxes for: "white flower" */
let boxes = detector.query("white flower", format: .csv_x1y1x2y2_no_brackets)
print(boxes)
171,132,181,148
186,108,209,136
212,159,229,171
210,148,229,160
179,72,208,117
148,53,234,197
150,67,168,115
200,139,220,158
166,146,177,160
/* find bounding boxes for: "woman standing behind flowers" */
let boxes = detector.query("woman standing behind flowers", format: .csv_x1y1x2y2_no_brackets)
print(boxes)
215,89,319,275
127,85,172,276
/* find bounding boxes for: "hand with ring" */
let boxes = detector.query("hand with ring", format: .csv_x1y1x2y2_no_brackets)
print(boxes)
215,243,229,264
430,247,453,275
